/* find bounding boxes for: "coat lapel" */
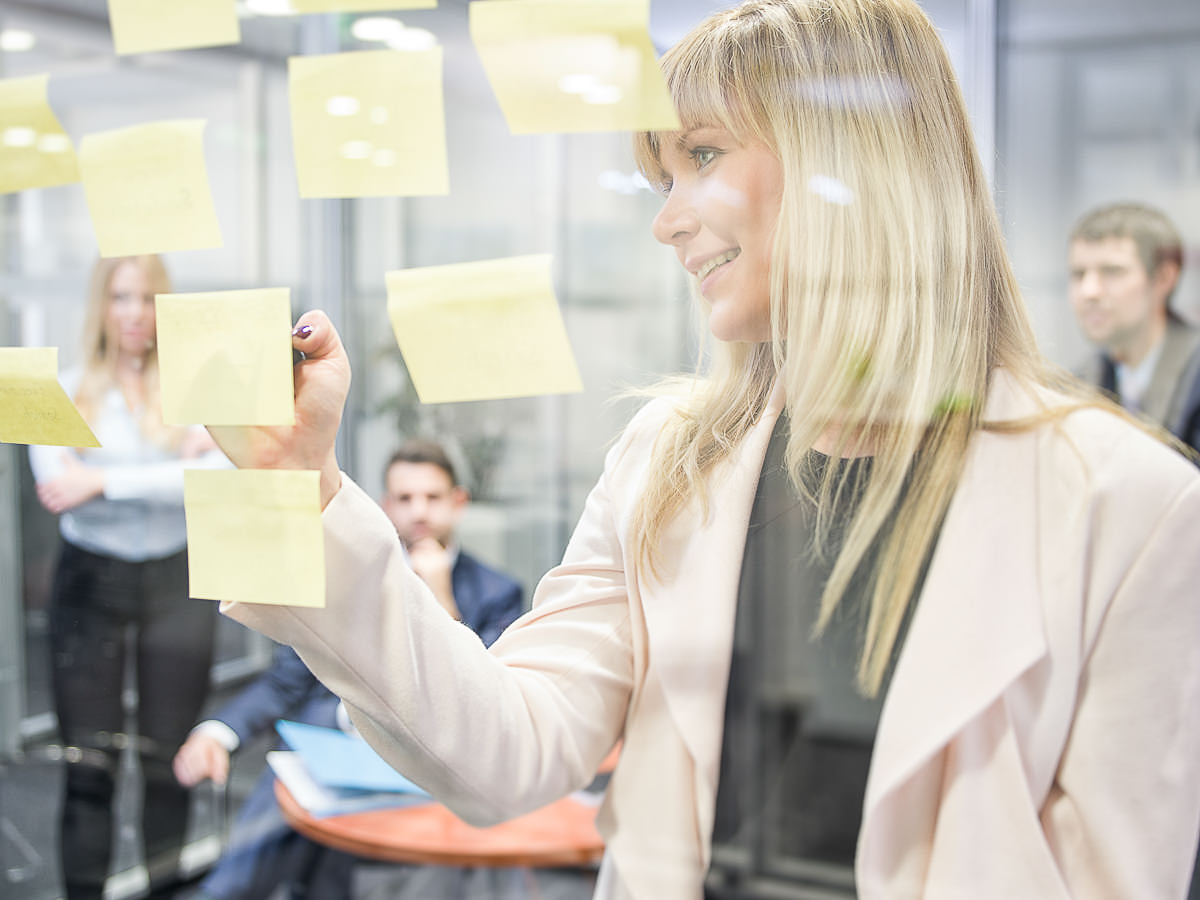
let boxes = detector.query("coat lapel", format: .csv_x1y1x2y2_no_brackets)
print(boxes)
1145,319,1200,428
634,371,1052,883
635,380,786,863
859,371,1050,881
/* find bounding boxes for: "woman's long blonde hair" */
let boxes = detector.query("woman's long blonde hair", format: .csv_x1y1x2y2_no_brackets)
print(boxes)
632,0,1089,695
75,255,175,447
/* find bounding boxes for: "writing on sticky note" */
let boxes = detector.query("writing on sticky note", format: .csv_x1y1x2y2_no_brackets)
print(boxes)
184,469,324,607
0,348,99,447
386,255,583,404
289,49,449,198
470,0,679,134
156,288,295,426
0,74,80,194
79,119,223,257
107,0,240,55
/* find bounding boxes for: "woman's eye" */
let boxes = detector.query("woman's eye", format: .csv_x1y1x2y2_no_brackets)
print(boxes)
690,147,718,168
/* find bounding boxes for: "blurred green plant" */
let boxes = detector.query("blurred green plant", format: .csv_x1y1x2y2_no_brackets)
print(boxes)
372,345,509,501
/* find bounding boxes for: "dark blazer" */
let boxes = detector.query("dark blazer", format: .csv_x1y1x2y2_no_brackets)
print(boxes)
450,550,525,648
216,549,523,743
1082,318,1200,456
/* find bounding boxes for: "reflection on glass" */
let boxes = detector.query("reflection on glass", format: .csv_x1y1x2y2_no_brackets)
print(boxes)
0,74,80,193
0,28,37,52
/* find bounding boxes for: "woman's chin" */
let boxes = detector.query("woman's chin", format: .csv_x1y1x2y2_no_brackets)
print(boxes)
708,315,771,344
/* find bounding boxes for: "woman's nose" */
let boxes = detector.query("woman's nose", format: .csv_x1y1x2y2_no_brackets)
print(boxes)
651,188,700,247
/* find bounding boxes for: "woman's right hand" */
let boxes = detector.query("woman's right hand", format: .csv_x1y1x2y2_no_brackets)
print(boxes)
207,310,351,508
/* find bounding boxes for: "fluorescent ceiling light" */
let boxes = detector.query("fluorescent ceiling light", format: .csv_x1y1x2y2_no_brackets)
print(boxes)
351,17,404,42
0,29,36,52
385,27,435,52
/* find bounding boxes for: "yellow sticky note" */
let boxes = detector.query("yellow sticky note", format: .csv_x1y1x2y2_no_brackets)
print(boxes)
0,348,100,447
289,49,449,198
469,0,679,134
107,0,240,55
184,469,324,607
292,0,434,10
386,255,583,403
0,74,80,194
79,119,223,258
156,288,295,426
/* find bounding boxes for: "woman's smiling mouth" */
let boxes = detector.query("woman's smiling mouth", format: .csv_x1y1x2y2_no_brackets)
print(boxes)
698,248,741,284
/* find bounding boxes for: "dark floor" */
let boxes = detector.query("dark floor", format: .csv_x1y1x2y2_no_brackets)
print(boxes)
1,680,596,900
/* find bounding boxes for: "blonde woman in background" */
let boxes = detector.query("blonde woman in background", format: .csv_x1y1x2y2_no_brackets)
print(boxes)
211,0,1200,897
30,255,226,899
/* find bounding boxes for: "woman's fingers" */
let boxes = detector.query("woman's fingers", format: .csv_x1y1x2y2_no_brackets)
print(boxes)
36,483,60,514
292,311,352,434
206,310,352,508
291,309,343,361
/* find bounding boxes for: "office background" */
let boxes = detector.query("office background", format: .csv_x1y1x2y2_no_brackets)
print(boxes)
1,0,1199,896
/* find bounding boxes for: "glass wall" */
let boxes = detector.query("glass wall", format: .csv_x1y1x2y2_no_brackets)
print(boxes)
345,0,695,589
0,0,1002,749
0,5,307,897
2,0,1196,897
0,2,694,896
1,3,304,749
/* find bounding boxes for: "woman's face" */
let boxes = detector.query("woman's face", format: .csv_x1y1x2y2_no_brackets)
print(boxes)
105,261,156,363
651,126,784,343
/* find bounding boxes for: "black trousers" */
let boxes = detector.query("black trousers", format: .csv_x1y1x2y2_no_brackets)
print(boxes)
49,540,216,899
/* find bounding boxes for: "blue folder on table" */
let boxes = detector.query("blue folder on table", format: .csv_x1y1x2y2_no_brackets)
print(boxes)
275,719,431,796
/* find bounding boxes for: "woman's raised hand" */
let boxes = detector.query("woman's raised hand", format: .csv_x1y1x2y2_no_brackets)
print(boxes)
207,310,352,508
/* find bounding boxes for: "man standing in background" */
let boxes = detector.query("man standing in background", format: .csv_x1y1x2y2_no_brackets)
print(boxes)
1068,202,1200,454
1070,203,1200,900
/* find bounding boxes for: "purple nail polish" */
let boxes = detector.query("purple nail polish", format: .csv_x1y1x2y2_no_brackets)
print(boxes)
293,324,313,339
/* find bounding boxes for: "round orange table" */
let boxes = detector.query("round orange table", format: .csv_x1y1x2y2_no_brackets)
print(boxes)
274,780,605,868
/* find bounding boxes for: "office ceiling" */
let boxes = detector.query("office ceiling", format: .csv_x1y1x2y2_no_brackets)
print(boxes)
0,0,737,61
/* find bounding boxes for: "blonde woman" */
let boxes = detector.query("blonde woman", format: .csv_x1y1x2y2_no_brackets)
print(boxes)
30,255,225,899
211,0,1200,896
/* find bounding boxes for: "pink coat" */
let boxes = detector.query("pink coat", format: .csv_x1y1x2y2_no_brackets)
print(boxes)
225,370,1200,899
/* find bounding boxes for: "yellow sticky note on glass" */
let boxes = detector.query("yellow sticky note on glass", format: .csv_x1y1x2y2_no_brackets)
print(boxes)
386,255,582,403
156,288,295,425
185,469,324,607
107,0,240,55
80,119,223,258
0,348,100,447
469,0,679,134
0,74,80,194
289,49,449,198
292,0,434,11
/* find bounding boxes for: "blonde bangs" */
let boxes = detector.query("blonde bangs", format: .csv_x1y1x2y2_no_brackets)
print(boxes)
633,6,782,187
